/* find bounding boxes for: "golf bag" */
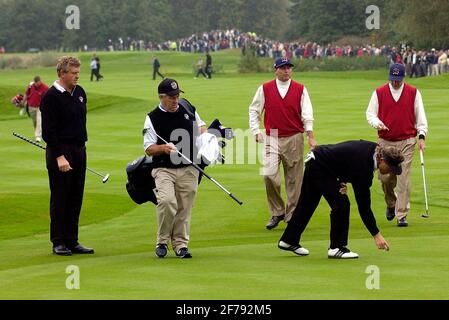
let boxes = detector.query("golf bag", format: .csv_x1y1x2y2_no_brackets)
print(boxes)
125,156,157,205
125,99,233,205
11,94,24,108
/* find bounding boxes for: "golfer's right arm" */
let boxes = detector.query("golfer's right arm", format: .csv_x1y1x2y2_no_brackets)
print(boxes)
366,91,389,131
249,85,264,143
352,182,379,237
143,116,176,156
352,182,389,250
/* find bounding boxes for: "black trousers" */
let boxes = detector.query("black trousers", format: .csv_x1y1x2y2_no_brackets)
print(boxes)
46,144,86,247
90,68,100,81
280,159,350,249
153,67,164,80
206,65,212,78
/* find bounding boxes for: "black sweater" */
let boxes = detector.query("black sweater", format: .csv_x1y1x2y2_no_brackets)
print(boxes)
40,85,87,157
313,140,380,236
148,105,197,169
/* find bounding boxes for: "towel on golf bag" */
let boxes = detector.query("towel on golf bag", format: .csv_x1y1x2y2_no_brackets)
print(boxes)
196,132,221,166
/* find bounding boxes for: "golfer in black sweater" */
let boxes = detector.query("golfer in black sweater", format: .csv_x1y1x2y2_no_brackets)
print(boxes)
41,56,94,256
279,140,404,259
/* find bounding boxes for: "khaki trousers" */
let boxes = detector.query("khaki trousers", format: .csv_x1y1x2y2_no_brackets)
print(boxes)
152,166,199,252
378,137,416,219
263,132,304,222
28,107,42,140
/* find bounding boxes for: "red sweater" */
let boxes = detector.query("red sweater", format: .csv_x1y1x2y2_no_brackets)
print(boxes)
263,80,304,137
26,83,48,108
376,83,417,141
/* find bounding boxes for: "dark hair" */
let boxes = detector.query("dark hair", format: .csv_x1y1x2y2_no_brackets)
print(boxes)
379,146,404,166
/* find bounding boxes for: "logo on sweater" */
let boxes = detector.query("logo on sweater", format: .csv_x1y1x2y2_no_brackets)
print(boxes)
79,96,84,103
184,114,189,120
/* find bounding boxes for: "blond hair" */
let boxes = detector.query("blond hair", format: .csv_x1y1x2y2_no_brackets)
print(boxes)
56,56,81,77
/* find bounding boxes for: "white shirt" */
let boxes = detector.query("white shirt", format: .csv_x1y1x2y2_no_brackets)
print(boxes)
366,83,428,137
248,79,314,136
143,105,206,151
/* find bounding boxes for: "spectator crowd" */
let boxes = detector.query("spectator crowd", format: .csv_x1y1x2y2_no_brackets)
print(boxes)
99,29,448,78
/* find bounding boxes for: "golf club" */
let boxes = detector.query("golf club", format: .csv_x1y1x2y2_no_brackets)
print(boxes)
13,132,110,184
420,149,429,218
155,133,243,205
87,168,110,183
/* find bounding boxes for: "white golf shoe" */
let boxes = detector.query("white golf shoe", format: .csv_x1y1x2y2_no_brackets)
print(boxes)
278,241,309,256
328,247,359,259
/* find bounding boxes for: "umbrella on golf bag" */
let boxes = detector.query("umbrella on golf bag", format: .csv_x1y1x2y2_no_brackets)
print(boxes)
126,118,234,205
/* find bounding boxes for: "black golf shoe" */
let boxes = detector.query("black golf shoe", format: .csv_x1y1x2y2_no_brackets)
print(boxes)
69,244,94,254
52,244,72,256
155,244,168,258
266,214,285,230
175,247,192,259
386,207,395,221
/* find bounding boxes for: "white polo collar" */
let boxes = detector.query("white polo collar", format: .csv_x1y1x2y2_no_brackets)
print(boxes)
54,81,76,95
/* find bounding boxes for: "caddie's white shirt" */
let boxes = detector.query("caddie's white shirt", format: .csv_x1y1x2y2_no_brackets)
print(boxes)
248,79,314,136
143,104,206,151
366,83,428,137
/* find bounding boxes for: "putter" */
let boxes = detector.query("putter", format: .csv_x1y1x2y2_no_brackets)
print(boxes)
13,132,110,184
155,133,243,205
87,168,110,183
420,149,429,218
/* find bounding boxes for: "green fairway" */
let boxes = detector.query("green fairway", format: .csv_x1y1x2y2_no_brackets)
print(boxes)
0,50,448,299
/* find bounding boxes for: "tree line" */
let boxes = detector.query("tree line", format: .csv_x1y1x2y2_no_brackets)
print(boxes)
0,0,447,52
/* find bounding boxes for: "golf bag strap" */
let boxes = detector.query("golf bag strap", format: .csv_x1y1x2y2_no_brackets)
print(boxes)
178,98,195,118
145,98,196,120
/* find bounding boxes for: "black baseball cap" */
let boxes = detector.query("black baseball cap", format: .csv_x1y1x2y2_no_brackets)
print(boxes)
158,78,184,96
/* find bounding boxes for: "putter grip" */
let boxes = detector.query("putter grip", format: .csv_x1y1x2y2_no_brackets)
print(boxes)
229,193,243,205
